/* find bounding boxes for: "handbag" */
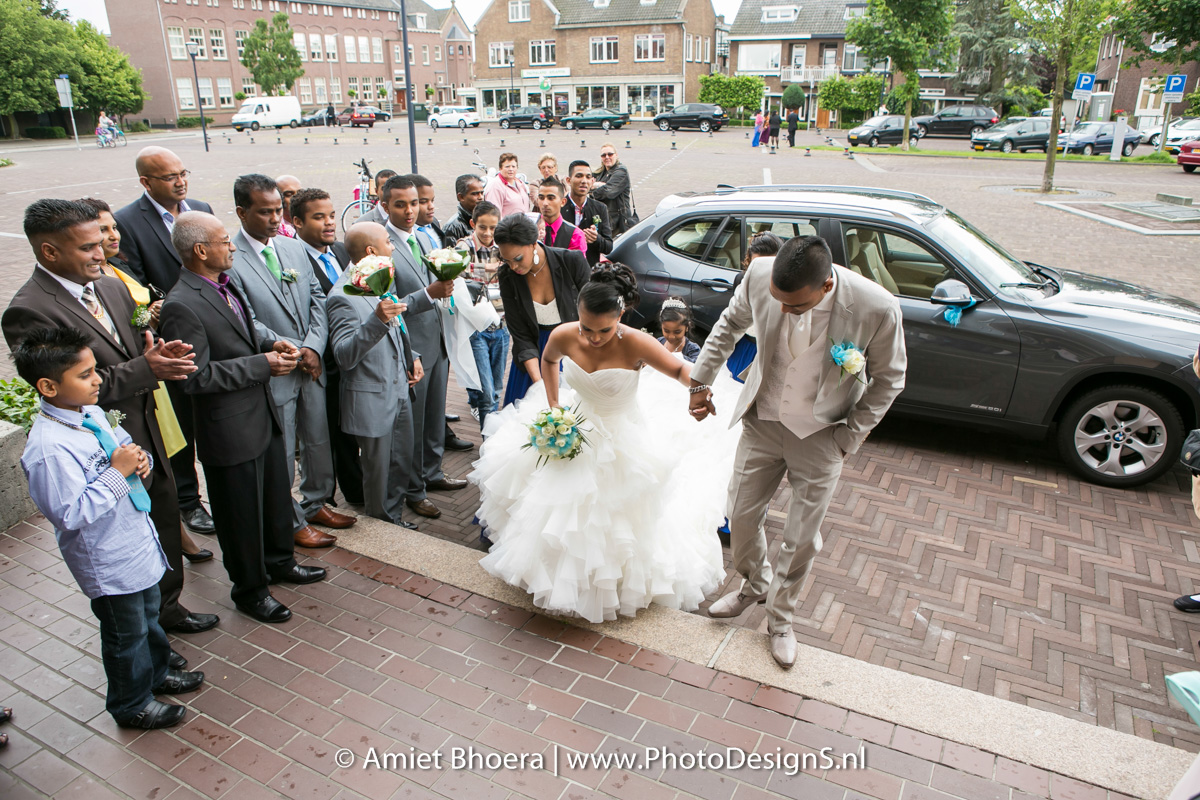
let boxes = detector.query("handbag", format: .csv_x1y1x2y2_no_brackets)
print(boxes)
1182,429,1200,475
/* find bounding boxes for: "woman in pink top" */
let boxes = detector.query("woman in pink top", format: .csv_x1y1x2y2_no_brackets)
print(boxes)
485,152,531,219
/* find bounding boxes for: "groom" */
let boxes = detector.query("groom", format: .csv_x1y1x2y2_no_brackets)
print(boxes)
690,236,907,668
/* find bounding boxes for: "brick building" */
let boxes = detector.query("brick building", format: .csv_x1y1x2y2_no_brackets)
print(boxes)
107,0,475,127
471,0,721,121
1094,32,1200,131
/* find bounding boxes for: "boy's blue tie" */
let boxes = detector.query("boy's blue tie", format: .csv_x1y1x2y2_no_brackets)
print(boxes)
318,253,339,284
80,413,152,512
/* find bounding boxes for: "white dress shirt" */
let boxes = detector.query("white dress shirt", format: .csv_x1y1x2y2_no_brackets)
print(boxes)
145,193,191,233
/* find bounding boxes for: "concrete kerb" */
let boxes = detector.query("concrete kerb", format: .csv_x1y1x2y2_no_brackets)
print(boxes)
0,420,35,531
332,515,1192,800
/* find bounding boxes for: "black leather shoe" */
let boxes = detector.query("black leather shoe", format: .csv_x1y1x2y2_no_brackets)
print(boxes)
181,506,215,534
444,434,473,452
118,699,186,729
1175,595,1200,613
182,548,213,563
445,414,460,422
269,564,327,585
168,650,187,670
427,477,468,491
236,595,292,623
153,670,204,695
399,519,418,530
165,612,219,634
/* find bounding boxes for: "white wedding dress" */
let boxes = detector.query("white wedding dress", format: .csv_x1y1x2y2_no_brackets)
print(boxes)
471,357,740,623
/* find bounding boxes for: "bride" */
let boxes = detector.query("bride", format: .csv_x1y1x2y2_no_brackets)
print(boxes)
471,265,737,623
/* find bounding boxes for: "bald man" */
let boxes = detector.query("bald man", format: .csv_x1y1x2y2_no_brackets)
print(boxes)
275,175,301,239
114,147,217,542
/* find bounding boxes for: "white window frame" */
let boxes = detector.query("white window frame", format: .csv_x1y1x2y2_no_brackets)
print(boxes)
309,33,322,61
197,77,215,108
210,29,227,60
372,36,383,63
704,36,710,63
422,44,429,65
344,34,357,62
761,5,799,22
844,4,866,19
176,78,196,109
358,36,370,64
325,33,337,61
791,43,806,67
736,42,781,74
331,77,342,103
634,33,665,62
508,0,530,21
434,45,442,61
188,27,207,58
217,77,234,106
299,77,312,104
489,41,514,68
235,29,248,59
314,76,326,103
241,77,256,95
684,31,692,62
294,32,307,61
590,36,618,64
168,27,186,60
529,39,556,66
394,44,403,63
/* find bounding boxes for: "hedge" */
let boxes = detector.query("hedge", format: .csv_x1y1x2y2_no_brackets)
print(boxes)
26,126,67,139
177,116,214,128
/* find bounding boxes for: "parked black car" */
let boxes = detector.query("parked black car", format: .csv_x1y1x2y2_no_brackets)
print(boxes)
1057,122,1141,156
300,108,332,126
653,103,728,132
498,105,554,129
611,185,1200,488
971,118,1052,152
846,115,919,147
913,105,1000,138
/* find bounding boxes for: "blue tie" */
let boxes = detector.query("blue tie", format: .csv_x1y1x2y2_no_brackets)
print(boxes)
420,226,440,250
80,413,152,512
318,252,339,284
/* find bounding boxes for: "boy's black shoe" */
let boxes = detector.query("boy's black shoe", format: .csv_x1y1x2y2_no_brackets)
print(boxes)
153,670,204,695
118,700,186,729
168,650,187,670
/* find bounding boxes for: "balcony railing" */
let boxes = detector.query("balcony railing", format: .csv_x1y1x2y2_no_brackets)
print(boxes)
780,66,840,84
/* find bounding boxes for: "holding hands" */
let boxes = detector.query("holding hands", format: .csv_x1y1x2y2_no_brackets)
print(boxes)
111,444,150,479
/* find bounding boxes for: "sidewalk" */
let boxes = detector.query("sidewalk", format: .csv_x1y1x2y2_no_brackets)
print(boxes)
0,511,1160,800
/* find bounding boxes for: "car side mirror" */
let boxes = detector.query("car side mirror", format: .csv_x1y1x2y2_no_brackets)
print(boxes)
930,279,974,306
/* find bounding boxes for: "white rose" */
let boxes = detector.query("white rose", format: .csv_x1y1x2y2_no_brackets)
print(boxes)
841,350,866,375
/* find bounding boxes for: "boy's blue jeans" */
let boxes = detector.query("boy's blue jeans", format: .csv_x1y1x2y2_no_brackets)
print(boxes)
90,584,171,722
466,326,510,429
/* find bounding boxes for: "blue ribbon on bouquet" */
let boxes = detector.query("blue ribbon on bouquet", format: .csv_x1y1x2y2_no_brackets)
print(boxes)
381,292,407,333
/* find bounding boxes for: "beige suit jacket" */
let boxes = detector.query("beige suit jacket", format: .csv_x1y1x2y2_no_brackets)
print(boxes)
692,260,907,455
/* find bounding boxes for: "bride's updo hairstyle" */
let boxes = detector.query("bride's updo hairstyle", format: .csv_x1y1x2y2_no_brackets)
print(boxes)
580,263,640,318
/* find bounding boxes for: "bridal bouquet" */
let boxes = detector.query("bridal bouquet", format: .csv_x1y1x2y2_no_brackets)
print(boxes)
422,248,471,315
344,255,406,331
524,406,590,467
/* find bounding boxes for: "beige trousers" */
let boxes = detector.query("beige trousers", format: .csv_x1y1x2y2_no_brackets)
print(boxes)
726,410,845,634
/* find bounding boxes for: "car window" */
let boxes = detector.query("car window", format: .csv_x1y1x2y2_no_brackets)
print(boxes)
746,217,819,244
841,225,950,299
664,217,727,264
1100,124,1114,136
1033,120,1049,132
940,107,960,118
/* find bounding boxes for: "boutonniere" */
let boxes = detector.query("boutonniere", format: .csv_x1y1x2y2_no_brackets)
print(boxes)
828,338,868,385
104,409,126,429
592,215,601,227
281,269,299,284
130,304,151,328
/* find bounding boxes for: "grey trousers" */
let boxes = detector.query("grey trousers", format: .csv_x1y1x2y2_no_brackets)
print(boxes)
406,350,448,500
278,376,336,532
727,411,845,634
358,400,415,526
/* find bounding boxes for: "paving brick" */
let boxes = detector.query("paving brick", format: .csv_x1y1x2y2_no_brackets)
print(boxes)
609,662,672,697
931,764,1009,800
1049,774,1108,800
940,741,995,779
996,757,1051,797
711,673,759,703
536,714,606,753
170,750,243,798
520,683,585,719
751,685,801,717
553,647,615,679
724,698,795,739
571,674,636,710
843,712,896,747
12,748,82,795
867,744,936,784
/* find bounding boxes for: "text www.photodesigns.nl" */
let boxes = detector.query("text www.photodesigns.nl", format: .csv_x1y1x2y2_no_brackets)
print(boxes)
342,744,868,777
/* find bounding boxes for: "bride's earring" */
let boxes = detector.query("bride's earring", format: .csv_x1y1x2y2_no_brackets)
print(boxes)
533,250,540,266
616,327,623,340
578,324,584,335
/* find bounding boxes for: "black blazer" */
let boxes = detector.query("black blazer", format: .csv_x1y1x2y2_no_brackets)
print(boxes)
2,268,168,471
547,218,579,251
499,246,590,367
562,197,613,266
114,194,214,292
306,240,351,377
158,268,281,468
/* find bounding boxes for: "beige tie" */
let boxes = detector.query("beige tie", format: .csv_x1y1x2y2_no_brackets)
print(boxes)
81,284,118,339
788,313,810,358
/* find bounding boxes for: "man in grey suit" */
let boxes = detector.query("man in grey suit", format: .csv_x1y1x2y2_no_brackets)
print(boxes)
690,236,907,669
327,222,422,528
378,174,465,521
355,169,397,227
226,174,356,549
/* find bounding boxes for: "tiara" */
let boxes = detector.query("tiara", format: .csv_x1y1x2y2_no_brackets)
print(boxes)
661,298,687,311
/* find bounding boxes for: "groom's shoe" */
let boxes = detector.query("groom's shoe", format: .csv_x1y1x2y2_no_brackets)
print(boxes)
707,590,767,618
770,630,797,669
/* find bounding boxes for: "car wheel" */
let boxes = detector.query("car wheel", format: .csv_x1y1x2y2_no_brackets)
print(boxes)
1082,143,1094,155
533,119,542,129
1001,140,1014,153
601,120,611,130
1149,133,1160,148
250,122,260,131
699,120,712,132
459,119,467,129
868,136,878,147
430,119,439,129
909,136,918,148
1056,385,1183,488
658,120,671,131
289,120,299,128
970,125,984,137
1122,141,1135,157
916,124,927,138
565,120,574,130
1184,164,1197,173
500,119,510,129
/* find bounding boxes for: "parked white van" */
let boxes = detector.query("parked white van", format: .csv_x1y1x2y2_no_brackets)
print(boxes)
231,96,302,131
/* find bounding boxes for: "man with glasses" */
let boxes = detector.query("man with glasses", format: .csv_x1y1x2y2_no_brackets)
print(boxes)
115,147,217,544
274,175,302,239
590,144,637,236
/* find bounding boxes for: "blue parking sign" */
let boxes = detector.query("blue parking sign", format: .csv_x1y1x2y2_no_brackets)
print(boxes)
1072,72,1096,101
1164,74,1187,103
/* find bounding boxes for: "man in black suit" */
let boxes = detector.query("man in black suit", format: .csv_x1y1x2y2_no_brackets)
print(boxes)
563,160,613,266
158,211,326,624
290,188,364,507
2,199,219,641
113,146,215,538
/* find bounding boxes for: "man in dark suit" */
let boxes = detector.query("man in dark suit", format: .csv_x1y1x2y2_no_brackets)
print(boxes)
537,176,586,255
2,199,219,640
563,160,613,266
113,146,215,538
158,211,326,624
380,175,466,521
290,188,364,508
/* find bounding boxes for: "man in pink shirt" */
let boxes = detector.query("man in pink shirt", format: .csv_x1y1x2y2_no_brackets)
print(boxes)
275,175,301,238
536,176,586,254
483,152,530,219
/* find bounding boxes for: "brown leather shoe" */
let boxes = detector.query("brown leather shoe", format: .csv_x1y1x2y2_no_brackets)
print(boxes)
426,477,468,492
294,525,337,548
310,506,356,529
406,498,442,519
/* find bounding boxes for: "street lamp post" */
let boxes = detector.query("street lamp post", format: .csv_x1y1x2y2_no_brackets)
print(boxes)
185,41,210,152
398,0,418,172
508,56,515,110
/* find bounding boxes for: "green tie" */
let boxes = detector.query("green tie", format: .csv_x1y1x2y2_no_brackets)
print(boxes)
262,245,282,280
408,235,422,266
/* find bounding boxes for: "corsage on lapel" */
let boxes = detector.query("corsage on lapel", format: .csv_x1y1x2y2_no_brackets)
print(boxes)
281,268,299,284
104,409,126,429
829,338,867,385
130,304,152,328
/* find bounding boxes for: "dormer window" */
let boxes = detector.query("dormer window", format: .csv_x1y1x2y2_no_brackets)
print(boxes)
593,0,609,8
414,13,426,27
640,0,656,5
762,5,799,22
844,4,865,19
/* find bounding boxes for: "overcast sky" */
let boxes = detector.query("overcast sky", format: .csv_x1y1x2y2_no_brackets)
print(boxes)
57,0,744,35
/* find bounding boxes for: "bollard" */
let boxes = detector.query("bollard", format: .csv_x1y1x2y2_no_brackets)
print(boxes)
333,138,338,145
804,147,811,157
500,139,505,147
277,136,281,144
427,138,432,145
540,139,545,148
671,140,677,150
250,137,255,144
770,144,776,155
487,127,491,134
462,138,468,146
304,137,309,145
709,131,713,138
363,137,367,146
396,138,400,145
626,140,631,149
671,129,676,137
581,139,587,148
843,147,850,156
638,129,643,137
387,126,392,133
745,131,749,138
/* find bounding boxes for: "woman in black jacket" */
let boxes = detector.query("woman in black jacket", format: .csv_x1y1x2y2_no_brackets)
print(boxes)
591,144,636,235
495,213,591,406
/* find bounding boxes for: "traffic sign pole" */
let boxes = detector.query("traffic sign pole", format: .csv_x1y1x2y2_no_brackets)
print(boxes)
54,74,81,151
1157,74,1188,153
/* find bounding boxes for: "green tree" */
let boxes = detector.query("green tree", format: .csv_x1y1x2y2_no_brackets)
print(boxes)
952,0,1033,104
818,73,885,125
240,12,303,97
1014,0,1113,191
818,76,854,119
698,73,766,120
781,83,806,111
72,21,145,120
0,0,78,139
1112,0,1200,150
847,0,955,149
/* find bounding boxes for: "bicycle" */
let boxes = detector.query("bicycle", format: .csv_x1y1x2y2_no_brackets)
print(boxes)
339,157,374,233
95,128,127,148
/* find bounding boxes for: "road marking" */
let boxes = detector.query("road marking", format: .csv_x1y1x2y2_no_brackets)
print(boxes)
854,155,888,173
5,177,138,196
763,167,772,185
0,232,24,238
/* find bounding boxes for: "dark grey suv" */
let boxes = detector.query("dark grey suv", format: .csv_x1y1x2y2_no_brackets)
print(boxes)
610,186,1200,488
912,105,999,138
